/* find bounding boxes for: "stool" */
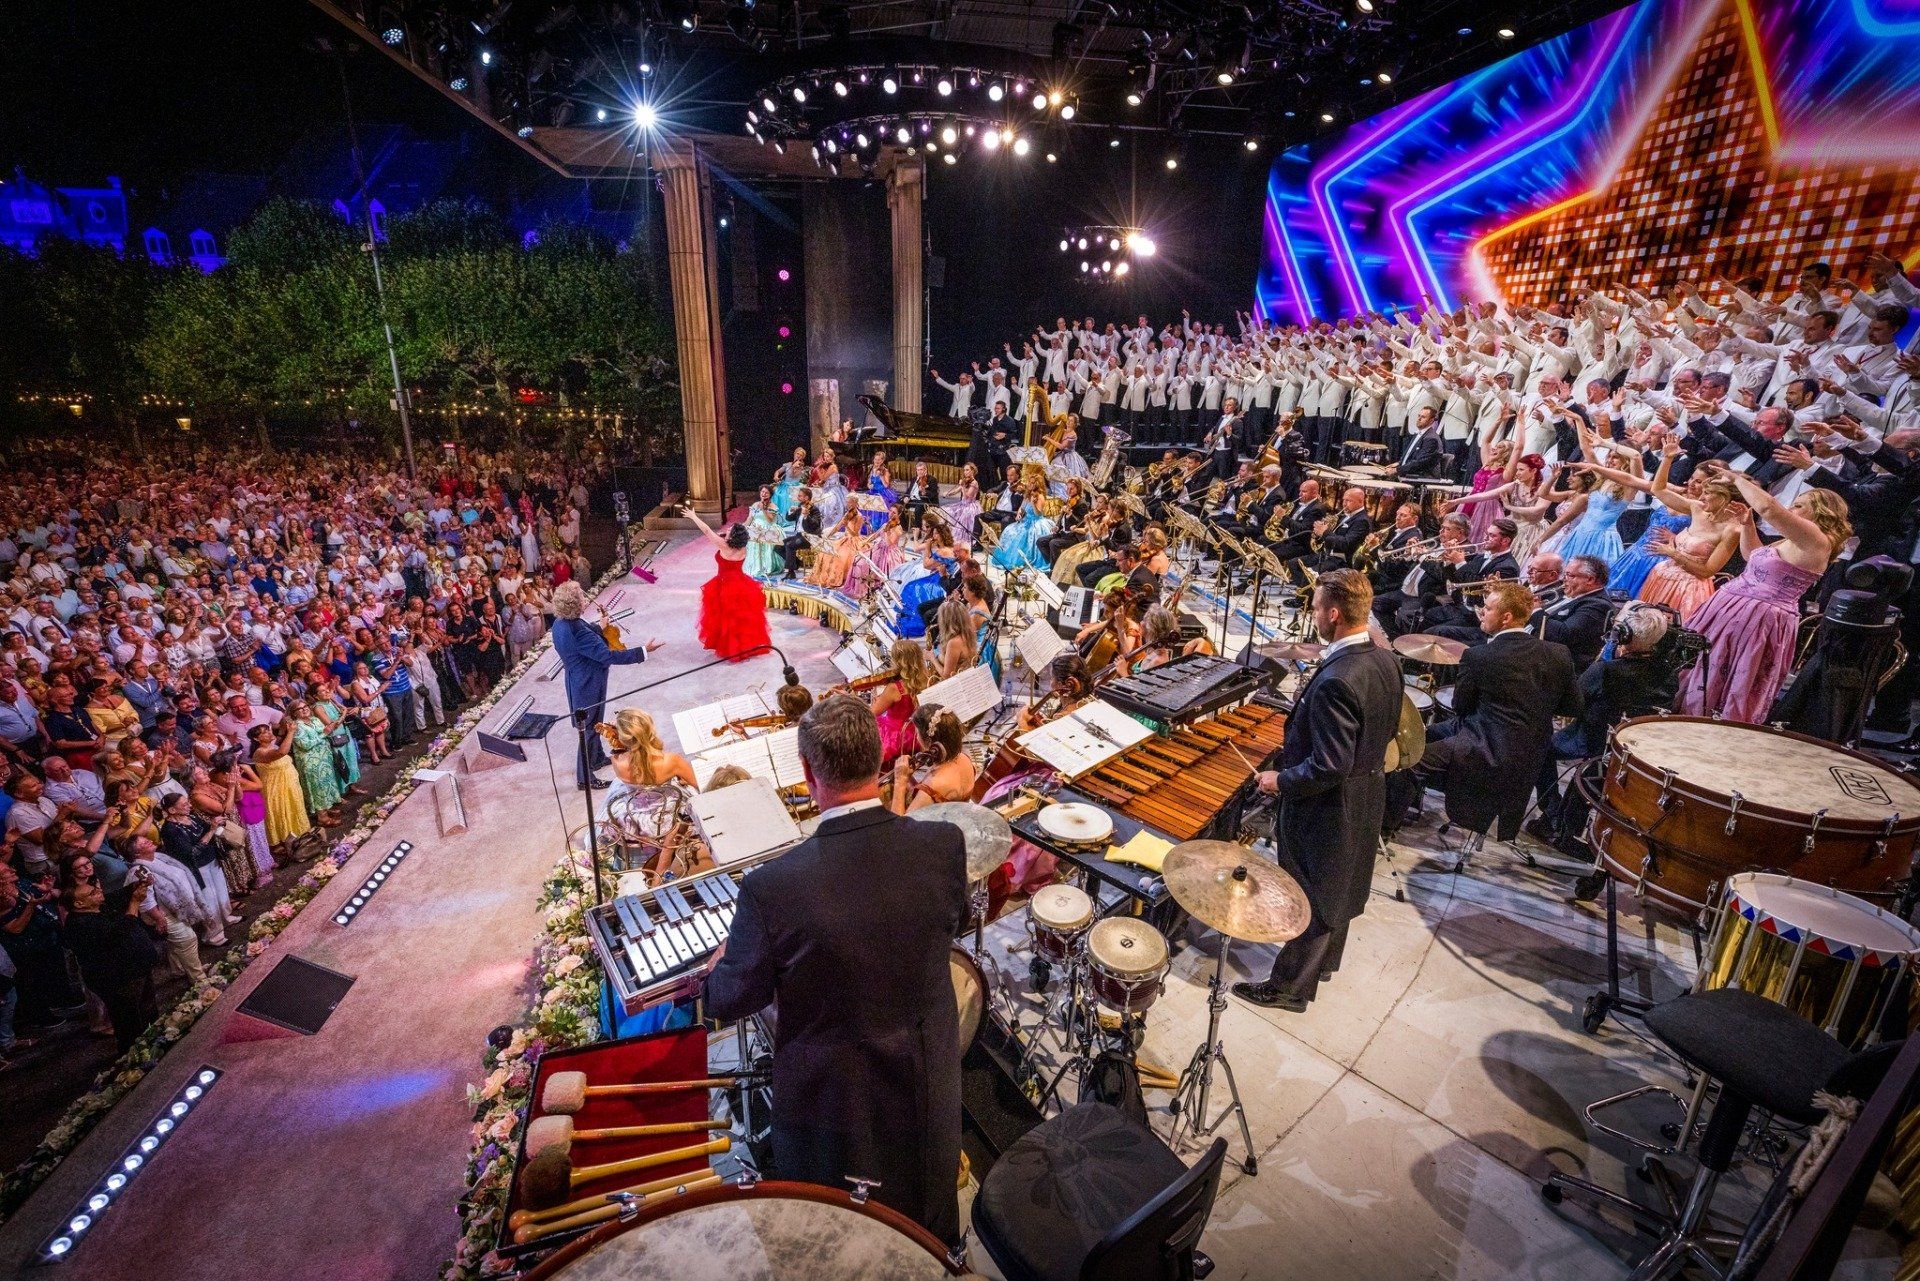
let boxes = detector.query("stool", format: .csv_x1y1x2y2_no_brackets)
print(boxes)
1544,988,1852,1280
972,1103,1226,1281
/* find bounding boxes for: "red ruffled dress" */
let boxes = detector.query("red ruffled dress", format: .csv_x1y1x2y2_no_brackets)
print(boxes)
699,552,771,661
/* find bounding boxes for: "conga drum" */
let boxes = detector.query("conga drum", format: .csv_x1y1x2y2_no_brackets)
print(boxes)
524,1180,963,1279
1027,884,1094,963
1697,873,1920,1049
1084,917,1169,1015
1590,716,1920,914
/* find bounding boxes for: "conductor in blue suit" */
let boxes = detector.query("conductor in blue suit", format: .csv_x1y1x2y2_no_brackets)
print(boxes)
549,581,662,789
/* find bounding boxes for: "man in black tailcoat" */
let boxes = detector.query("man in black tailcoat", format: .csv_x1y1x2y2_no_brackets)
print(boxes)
703,695,969,1246
1235,570,1403,1012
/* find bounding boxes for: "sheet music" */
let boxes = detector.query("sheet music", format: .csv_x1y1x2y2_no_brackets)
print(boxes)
689,724,807,790
1015,620,1071,672
1016,701,1153,776
672,689,782,751
688,776,804,866
1027,574,1064,610
920,664,1004,725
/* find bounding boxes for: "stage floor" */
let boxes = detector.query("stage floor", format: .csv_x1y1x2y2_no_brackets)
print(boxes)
1,535,1898,1280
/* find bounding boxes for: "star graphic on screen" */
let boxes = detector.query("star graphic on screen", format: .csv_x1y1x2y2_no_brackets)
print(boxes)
1475,0,1920,302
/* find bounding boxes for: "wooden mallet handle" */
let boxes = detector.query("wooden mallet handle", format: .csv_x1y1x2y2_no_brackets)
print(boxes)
513,1173,725,1244
573,1119,733,1142
584,1077,743,1097
570,1136,731,1189
512,1168,720,1232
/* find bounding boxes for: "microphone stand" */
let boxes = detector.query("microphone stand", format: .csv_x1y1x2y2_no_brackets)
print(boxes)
570,643,797,910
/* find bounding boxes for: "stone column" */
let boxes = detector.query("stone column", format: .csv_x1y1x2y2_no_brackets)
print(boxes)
658,144,728,517
887,154,926,414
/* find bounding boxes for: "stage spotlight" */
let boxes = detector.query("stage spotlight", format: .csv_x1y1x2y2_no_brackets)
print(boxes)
479,49,493,65
882,72,898,93
771,139,785,154
1126,90,1142,106
988,81,1004,102
1165,155,1178,170
913,68,924,83
1076,236,1088,250
1244,137,1259,150
896,125,911,143
858,70,869,84
942,152,956,164
941,124,958,144
381,26,405,45
1109,136,1121,148
1014,79,1027,96
919,118,931,133
516,126,534,138
982,129,1000,152
777,268,791,281
1100,260,1111,272
1060,100,1075,119
1048,89,1063,107
762,95,777,112
1012,136,1030,155
1032,91,1048,110
1060,238,1070,251
634,101,659,130
1457,26,1473,35
963,122,976,135
937,75,954,95
1320,110,1336,122
1135,236,1156,256
596,107,609,122
825,137,838,153
450,76,469,91
639,61,654,75
792,85,806,102
1045,152,1057,163
1357,0,1374,10
833,78,848,97
1378,68,1394,84
780,381,794,394
969,71,980,88
1497,26,1515,38
1115,261,1130,277
1080,260,1090,272
1216,70,1234,86
855,131,870,148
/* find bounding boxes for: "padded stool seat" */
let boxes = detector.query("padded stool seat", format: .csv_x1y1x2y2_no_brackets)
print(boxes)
1643,988,1848,1125
973,1103,1190,1281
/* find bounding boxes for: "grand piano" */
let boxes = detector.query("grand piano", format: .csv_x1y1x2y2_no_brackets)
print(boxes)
857,394,974,477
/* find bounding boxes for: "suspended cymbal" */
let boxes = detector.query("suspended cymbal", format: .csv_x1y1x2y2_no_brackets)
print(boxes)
1392,633,1468,666
908,802,1013,882
1258,641,1325,665
1162,841,1311,944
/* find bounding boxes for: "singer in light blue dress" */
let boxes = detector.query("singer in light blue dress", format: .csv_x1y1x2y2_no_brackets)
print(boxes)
1609,506,1690,598
743,494,788,582
989,499,1054,572
1552,487,1628,566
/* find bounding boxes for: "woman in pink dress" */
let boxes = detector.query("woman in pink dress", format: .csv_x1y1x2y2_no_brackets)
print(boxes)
843,506,906,600
1462,440,1512,546
1676,470,1850,724
680,508,771,662
863,639,932,766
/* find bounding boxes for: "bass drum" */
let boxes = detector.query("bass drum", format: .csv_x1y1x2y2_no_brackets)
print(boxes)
524,1180,963,1280
950,945,986,1053
1592,716,1920,913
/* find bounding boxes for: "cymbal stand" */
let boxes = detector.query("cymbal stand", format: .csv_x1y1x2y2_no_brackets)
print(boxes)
1168,925,1260,1175
1036,947,1097,1114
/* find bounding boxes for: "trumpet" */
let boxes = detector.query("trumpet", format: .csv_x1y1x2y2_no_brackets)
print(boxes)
1377,535,1487,564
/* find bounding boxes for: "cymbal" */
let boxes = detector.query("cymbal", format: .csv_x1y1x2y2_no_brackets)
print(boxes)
908,802,1012,882
1392,633,1468,666
1162,840,1311,944
1258,641,1325,664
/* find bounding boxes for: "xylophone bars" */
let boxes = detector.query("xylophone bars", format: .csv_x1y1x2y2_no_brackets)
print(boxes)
1073,705,1287,840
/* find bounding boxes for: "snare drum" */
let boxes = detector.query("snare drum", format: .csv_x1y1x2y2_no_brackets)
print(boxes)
525,1180,963,1279
1698,873,1920,1049
1085,917,1169,1015
1028,884,1094,962
1592,716,1920,913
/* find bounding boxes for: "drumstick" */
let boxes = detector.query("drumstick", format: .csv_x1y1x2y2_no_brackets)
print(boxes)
512,1174,726,1245
509,1166,721,1231
573,1119,734,1143
518,1137,732,1211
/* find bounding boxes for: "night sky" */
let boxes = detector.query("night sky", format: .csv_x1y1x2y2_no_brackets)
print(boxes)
0,0,487,193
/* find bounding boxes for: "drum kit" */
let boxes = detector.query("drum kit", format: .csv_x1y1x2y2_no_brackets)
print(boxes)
1580,716,1920,1038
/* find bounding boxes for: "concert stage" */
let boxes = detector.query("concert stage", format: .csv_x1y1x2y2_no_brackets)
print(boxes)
0,535,1898,1281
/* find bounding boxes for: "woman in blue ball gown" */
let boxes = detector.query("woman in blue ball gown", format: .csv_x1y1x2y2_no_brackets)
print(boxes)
988,478,1054,572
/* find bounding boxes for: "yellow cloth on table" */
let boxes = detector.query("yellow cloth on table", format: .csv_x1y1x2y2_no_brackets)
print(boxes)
1107,830,1173,872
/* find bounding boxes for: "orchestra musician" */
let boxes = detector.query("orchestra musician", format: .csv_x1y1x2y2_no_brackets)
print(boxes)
703,695,969,1247
1235,570,1402,1013
1015,653,1096,732
900,460,940,532
887,705,975,813
1530,554,1614,671
1203,396,1248,483
780,487,823,580
1388,406,1447,479
976,464,1023,543
1414,518,1519,634
1265,478,1330,586
1219,464,1289,543
551,581,663,790
1311,487,1374,572
1372,513,1468,636
1074,583,1142,675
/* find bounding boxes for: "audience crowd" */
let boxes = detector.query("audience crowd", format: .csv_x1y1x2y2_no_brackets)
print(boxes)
0,448,601,1058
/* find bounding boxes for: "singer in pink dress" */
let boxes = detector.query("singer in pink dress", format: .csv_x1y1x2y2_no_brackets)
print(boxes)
1676,473,1850,724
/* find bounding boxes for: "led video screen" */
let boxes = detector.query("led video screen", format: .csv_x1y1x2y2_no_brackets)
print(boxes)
1253,0,1920,322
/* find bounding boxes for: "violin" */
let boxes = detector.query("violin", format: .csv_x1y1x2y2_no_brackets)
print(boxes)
829,668,898,695
711,712,790,738
597,606,626,651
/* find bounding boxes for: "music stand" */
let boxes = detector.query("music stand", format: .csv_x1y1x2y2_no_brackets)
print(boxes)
1207,523,1251,657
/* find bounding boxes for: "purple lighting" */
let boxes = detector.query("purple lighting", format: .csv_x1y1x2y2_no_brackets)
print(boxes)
777,324,791,338
776,268,791,282
780,381,795,395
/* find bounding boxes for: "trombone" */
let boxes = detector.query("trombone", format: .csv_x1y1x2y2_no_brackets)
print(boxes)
1376,535,1486,564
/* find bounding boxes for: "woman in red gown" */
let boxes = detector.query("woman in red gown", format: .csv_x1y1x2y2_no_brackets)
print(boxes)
682,508,771,661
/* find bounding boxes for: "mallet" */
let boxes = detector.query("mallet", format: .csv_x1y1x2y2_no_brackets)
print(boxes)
525,1114,731,1160
511,1173,725,1245
517,1136,732,1212
509,1164,722,1232
538,1070,746,1115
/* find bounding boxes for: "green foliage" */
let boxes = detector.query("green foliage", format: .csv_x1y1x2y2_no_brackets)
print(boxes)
3,198,679,442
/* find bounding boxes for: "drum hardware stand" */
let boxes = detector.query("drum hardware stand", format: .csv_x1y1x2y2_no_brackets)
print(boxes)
1167,920,1260,1176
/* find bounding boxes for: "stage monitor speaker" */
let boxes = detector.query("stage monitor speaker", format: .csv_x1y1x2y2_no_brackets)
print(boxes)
234,955,356,1036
